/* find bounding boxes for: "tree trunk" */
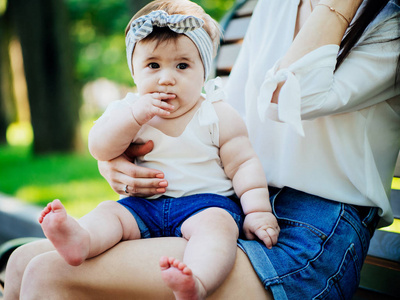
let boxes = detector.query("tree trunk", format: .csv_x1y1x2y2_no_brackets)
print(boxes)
8,0,79,154
0,8,16,144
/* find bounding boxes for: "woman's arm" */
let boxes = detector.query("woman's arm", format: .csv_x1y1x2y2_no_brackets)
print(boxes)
98,142,168,197
17,238,272,299
255,0,399,135
270,0,362,105
271,15,400,117
278,0,363,71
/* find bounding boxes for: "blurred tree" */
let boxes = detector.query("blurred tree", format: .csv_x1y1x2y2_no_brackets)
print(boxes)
8,0,79,154
0,3,16,144
68,0,134,86
128,0,151,15
68,0,234,87
0,0,235,149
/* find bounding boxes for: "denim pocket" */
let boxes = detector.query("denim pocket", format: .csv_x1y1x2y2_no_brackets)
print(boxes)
313,243,361,300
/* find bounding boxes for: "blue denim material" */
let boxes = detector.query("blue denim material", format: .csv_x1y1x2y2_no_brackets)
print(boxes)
238,187,378,300
118,193,244,238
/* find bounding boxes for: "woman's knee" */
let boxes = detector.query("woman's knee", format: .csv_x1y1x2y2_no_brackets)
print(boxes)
6,239,51,279
20,251,68,298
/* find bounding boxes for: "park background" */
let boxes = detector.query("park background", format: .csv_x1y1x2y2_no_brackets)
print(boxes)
0,0,399,230
0,0,236,218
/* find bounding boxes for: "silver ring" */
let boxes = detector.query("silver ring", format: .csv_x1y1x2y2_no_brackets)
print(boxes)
124,185,129,194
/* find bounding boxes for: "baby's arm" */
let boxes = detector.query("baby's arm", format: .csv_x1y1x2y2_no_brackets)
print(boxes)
88,93,174,161
215,102,279,248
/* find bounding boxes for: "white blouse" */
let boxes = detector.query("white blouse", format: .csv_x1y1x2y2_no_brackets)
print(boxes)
226,0,400,226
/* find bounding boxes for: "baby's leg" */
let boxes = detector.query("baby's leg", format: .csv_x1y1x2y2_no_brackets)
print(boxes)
39,199,140,266
160,208,239,300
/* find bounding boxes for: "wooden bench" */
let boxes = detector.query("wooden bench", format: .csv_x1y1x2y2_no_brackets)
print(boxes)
0,1,399,298
216,1,400,299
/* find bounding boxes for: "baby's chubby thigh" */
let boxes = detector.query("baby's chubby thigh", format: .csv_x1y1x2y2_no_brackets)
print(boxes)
79,200,141,250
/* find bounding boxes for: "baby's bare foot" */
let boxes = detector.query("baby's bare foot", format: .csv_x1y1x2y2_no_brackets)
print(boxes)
39,199,89,266
159,256,206,300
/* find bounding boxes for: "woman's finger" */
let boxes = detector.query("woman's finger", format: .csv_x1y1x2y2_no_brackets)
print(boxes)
123,183,167,198
121,162,165,180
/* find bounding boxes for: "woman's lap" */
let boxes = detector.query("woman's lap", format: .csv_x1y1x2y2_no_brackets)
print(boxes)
17,237,271,299
13,188,376,299
238,186,377,300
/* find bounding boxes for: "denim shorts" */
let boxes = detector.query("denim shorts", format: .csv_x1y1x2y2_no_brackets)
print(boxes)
238,187,380,300
118,193,244,238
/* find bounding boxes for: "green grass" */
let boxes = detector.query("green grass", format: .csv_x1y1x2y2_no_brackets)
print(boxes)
0,142,399,233
0,144,116,218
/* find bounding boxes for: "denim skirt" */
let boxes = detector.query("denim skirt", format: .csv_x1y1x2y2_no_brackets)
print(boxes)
238,186,380,300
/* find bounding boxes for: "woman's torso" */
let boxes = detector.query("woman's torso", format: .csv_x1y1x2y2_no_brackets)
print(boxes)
226,0,400,226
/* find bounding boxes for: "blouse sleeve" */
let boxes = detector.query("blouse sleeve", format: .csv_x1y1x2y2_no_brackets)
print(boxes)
259,10,400,136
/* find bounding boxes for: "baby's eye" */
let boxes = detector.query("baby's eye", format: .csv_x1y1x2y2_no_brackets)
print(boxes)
148,63,160,69
177,63,188,70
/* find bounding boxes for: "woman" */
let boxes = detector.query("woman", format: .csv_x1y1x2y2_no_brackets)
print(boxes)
5,0,400,299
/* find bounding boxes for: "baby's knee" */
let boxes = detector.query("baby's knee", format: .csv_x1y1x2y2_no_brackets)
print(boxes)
95,200,121,213
202,207,235,223
185,207,238,235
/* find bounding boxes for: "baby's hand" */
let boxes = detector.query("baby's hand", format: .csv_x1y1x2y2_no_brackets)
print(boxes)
131,93,175,125
243,212,280,249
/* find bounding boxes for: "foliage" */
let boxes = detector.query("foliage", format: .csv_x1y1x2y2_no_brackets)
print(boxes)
0,0,237,217
0,144,116,217
67,0,235,86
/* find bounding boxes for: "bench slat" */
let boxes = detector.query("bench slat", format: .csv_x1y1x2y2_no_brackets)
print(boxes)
367,230,400,263
359,261,400,297
216,43,242,74
391,189,400,219
394,153,400,177
224,17,252,42
235,0,258,17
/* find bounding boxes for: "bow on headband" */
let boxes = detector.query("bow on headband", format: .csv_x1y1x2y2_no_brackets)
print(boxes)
126,10,213,80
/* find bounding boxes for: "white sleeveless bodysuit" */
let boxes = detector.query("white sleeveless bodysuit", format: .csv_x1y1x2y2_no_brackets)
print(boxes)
132,79,234,199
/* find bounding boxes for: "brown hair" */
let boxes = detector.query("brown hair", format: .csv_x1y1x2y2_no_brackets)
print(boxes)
337,0,400,84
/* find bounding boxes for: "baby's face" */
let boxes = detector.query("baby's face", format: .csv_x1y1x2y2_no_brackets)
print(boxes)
132,35,205,119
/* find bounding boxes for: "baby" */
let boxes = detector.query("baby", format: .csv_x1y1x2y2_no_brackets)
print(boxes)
39,1,280,299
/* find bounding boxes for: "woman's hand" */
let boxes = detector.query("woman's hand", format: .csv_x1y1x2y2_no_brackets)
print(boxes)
98,141,168,197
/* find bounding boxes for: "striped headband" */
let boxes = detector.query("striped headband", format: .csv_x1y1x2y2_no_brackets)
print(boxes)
125,10,213,80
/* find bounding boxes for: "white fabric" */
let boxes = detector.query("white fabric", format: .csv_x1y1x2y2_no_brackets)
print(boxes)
107,78,233,199
226,0,400,226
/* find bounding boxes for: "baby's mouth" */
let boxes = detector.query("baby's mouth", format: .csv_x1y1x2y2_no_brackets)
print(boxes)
160,93,176,101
